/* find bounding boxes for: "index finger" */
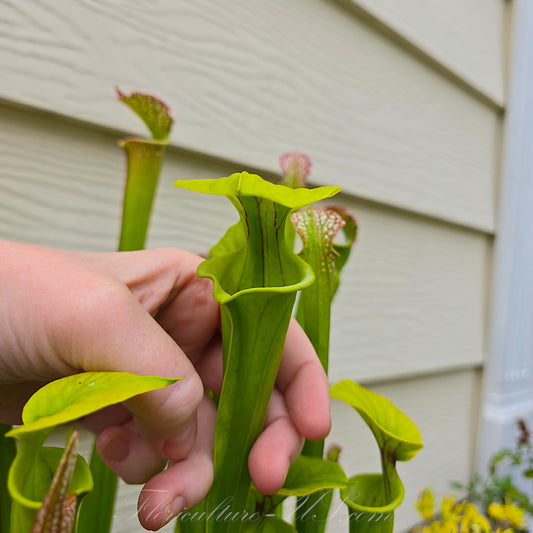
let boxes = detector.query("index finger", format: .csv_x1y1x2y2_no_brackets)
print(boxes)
276,319,331,441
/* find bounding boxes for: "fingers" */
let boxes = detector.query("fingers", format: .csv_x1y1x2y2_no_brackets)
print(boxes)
276,319,331,441
138,395,216,530
197,319,331,443
96,420,167,484
80,405,167,484
248,388,304,494
81,248,220,364
196,328,321,495
51,263,205,462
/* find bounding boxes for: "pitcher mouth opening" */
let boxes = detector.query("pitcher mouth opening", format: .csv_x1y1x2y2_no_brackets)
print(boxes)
198,251,315,306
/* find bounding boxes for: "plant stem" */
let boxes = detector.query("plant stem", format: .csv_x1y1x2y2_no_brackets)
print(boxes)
175,174,339,533
76,446,117,533
118,139,165,251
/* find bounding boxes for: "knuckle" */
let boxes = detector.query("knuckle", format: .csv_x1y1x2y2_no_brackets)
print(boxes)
177,373,204,418
73,278,129,326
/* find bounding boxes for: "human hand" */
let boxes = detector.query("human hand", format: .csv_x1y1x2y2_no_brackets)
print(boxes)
0,241,330,530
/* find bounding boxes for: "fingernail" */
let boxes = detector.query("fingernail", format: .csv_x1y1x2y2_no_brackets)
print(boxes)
161,496,186,527
101,435,129,463
162,422,196,460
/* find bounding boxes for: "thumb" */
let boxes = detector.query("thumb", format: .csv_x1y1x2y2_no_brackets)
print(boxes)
52,270,204,462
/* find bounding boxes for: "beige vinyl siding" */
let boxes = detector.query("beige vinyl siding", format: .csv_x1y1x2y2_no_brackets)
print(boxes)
0,104,489,383
0,0,508,531
340,0,507,106
0,0,500,231
1,101,490,530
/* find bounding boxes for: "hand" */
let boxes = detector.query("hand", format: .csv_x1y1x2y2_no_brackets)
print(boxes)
0,241,330,530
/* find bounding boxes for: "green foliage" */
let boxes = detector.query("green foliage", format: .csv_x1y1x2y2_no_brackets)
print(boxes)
8,372,179,438
278,455,348,497
1,91,424,533
30,431,83,533
342,473,404,533
329,205,357,298
175,172,340,533
248,458,348,533
330,380,423,462
242,516,298,533
6,373,178,532
292,207,346,372
286,159,357,533
8,436,92,533
116,87,174,142
331,380,423,533
452,419,533,517
117,88,174,251
76,451,118,533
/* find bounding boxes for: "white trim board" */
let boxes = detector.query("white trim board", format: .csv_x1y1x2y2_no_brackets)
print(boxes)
476,0,533,492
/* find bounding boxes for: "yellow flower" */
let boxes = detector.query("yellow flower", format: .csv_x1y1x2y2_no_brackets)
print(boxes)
416,488,436,521
488,501,526,529
460,503,491,533
441,495,463,523
423,520,458,533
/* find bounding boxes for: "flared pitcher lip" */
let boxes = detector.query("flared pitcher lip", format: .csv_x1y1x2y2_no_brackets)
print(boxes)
330,380,423,459
198,252,315,305
175,171,341,209
340,472,405,513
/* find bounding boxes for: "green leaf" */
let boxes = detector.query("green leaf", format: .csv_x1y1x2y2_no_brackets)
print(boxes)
290,206,355,533
175,499,206,533
328,206,357,298
292,207,347,374
30,431,86,533
288,453,346,533
7,373,177,532
174,173,340,533
116,88,173,251
524,468,533,478
243,516,298,533
331,381,422,533
330,380,423,462
116,87,174,142
278,456,348,497
8,372,180,437
108,90,174,529
175,172,340,209
209,221,244,258
76,447,118,533
9,442,92,533
277,456,347,533
449,481,464,490
341,473,403,533
118,139,166,251
342,474,404,513
253,455,347,514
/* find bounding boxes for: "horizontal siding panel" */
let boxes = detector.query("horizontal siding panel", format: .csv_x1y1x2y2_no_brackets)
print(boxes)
0,106,488,380
344,0,507,106
0,0,498,231
328,196,489,383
